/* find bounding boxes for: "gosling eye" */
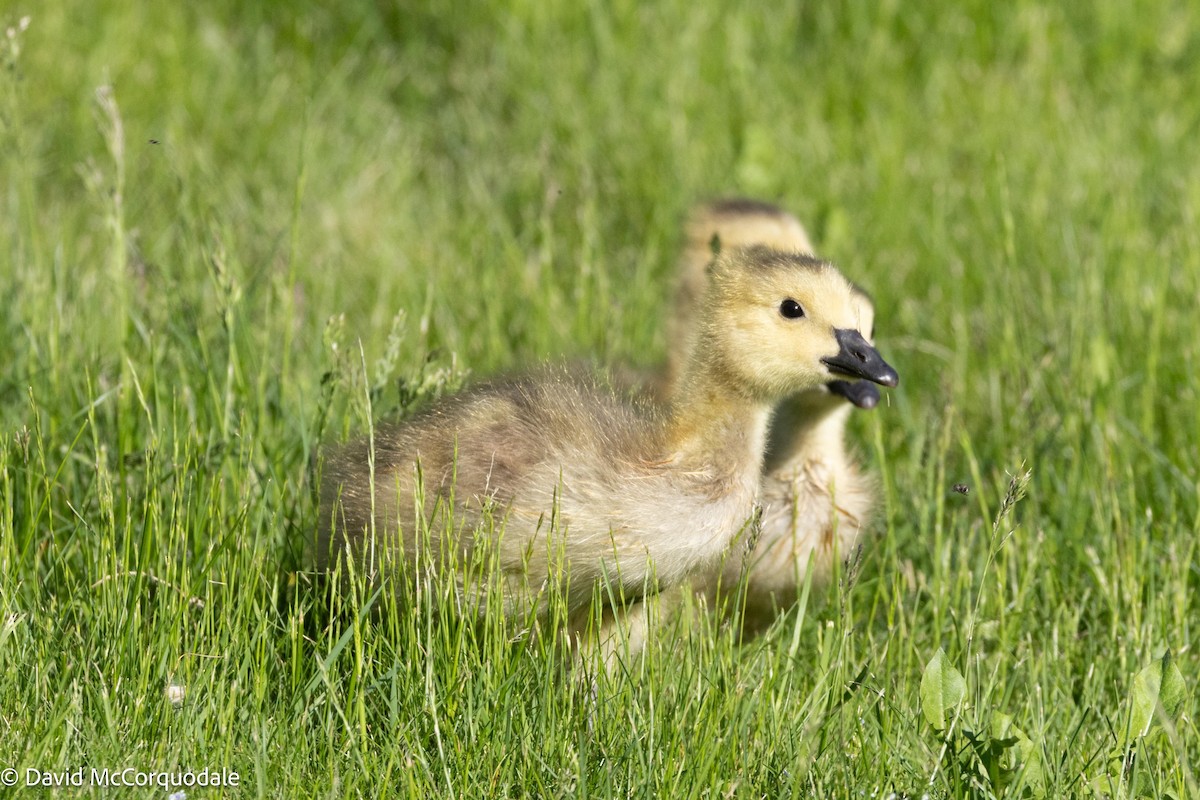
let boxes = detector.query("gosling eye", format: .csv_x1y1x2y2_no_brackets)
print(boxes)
779,298,805,319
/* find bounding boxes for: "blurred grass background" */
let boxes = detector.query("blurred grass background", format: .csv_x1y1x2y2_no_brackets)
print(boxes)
1,1,1197,796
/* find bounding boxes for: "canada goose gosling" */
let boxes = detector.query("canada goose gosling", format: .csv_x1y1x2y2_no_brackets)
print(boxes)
665,199,890,633
318,245,898,650
721,288,883,632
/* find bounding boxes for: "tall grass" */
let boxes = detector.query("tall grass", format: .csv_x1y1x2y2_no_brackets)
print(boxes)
1,1,1197,796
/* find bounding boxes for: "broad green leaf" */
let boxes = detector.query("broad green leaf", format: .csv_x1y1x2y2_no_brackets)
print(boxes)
1128,650,1187,742
992,712,1045,796
1159,651,1187,719
920,648,965,730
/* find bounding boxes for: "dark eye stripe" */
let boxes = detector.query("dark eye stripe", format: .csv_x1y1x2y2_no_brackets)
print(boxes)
779,299,805,319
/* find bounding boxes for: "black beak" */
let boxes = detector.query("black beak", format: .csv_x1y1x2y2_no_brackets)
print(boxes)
827,380,881,409
821,329,900,387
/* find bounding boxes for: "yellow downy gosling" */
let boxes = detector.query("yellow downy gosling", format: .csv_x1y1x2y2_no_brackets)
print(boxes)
318,245,898,653
663,199,891,633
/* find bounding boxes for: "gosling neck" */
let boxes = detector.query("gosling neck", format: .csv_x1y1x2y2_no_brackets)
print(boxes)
763,393,852,476
665,365,774,478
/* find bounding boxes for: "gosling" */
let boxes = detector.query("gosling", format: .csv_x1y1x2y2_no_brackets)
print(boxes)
710,287,882,633
318,246,898,650
663,199,889,634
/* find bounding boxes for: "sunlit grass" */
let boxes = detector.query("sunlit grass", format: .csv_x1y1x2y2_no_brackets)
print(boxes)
1,1,1197,796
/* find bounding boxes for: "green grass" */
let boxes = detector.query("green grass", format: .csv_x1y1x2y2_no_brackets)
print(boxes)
2,1,1198,796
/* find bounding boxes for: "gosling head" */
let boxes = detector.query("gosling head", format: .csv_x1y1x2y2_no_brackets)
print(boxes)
701,246,899,402
690,198,816,256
